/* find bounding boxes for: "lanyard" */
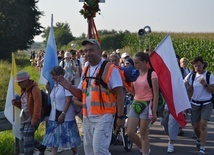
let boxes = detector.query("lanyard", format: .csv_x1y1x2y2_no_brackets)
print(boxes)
86,62,101,96
87,61,101,88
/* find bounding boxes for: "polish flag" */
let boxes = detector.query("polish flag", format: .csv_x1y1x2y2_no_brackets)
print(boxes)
150,34,191,127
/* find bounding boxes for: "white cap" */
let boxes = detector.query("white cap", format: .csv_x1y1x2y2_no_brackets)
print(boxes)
116,49,120,54
121,52,129,58
64,51,71,58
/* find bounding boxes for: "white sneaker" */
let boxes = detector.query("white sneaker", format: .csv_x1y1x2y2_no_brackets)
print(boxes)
167,144,174,153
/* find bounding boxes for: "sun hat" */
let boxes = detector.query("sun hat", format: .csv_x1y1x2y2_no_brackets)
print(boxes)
82,39,101,50
64,51,71,58
121,52,129,59
15,71,30,83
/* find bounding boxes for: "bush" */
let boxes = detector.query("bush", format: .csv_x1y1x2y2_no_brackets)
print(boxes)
0,60,11,110
0,131,14,155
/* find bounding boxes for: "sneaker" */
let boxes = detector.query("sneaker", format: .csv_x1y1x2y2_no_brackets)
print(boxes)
167,144,174,153
196,140,201,150
198,149,206,155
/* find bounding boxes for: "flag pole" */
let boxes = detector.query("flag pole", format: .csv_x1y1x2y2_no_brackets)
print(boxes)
40,14,58,90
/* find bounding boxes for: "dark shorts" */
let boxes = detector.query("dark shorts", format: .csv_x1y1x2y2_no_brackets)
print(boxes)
191,103,213,124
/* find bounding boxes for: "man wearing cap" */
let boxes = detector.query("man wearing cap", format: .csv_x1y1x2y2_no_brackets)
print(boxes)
12,71,45,155
58,39,125,155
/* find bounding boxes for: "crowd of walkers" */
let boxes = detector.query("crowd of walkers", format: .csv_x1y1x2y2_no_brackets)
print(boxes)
13,39,213,155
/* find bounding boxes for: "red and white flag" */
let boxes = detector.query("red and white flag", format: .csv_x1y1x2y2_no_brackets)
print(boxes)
150,34,191,127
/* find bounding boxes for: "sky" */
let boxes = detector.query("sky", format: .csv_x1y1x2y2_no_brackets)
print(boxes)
34,0,214,42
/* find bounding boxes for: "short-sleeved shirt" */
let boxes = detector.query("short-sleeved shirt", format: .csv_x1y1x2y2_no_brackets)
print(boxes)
189,71,214,105
78,60,123,116
49,84,75,121
133,71,158,101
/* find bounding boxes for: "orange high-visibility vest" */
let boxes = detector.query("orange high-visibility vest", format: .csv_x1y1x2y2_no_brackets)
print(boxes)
82,62,117,116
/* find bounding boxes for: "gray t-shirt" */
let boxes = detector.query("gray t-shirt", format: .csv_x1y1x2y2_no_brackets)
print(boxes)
20,92,31,124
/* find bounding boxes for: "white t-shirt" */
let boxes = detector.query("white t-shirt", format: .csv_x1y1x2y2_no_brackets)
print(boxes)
189,71,214,105
78,60,123,116
49,84,75,121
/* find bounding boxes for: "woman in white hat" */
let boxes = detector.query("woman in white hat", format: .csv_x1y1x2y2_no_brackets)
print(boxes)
59,51,77,84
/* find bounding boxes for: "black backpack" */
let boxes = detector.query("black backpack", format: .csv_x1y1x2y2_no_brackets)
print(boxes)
147,68,165,117
30,86,51,117
83,60,109,89
83,60,139,89
191,71,214,108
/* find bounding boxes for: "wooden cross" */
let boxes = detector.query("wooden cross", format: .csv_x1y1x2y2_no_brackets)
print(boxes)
79,0,105,41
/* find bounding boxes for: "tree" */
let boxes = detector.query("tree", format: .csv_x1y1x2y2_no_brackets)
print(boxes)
0,0,43,60
42,22,75,49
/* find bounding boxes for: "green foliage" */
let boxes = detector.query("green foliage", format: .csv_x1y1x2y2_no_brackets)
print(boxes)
169,33,214,71
42,22,75,50
35,122,46,141
0,0,44,60
0,60,11,110
0,53,40,111
99,31,214,72
0,131,14,155
0,123,46,155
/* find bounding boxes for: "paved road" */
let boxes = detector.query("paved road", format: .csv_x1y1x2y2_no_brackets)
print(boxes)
42,111,214,155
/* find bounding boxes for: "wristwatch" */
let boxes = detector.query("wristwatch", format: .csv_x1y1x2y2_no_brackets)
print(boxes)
61,111,66,115
117,115,125,119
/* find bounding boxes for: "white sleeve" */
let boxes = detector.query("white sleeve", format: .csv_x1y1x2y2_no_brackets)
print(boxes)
59,60,63,67
184,72,192,84
65,89,72,97
108,67,123,89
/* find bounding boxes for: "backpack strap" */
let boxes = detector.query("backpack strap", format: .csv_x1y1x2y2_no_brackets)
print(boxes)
61,59,65,68
206,71,211,85
95,60,108,89
191,72,196,86
147,68,153,89
83,60,109,89
191,71,211,86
